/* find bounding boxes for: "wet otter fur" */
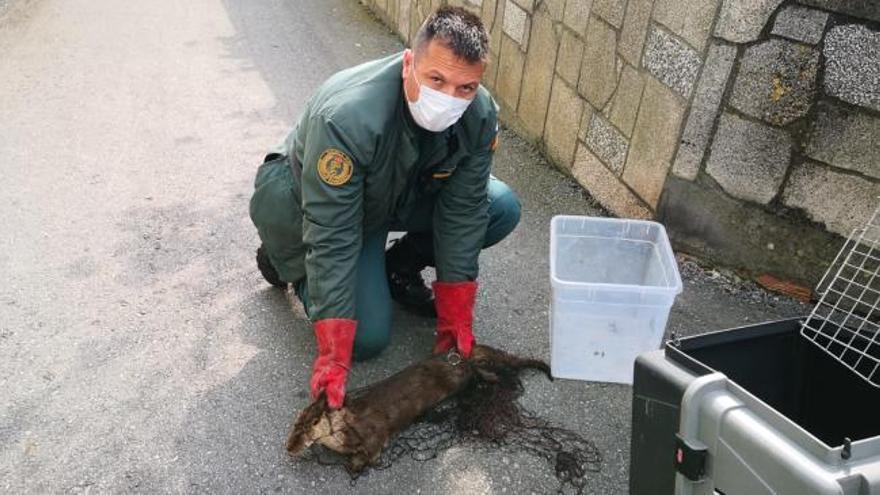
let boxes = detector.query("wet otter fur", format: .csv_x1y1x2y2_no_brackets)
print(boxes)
286,344,551,473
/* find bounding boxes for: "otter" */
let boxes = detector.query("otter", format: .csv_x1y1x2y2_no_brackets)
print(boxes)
286,344,551,473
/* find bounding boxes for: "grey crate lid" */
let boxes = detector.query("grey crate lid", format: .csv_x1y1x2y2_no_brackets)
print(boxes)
802,201,880,388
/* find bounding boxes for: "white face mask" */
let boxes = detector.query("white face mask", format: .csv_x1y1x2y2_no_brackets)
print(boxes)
406,63,474,132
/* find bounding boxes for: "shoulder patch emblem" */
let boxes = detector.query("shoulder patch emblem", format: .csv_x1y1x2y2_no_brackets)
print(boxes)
317,149,353,186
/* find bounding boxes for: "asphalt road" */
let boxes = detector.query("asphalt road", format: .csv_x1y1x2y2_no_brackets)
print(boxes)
0,1,808,493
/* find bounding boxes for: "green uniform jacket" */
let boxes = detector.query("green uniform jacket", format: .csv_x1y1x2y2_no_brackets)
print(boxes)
250,52,499,321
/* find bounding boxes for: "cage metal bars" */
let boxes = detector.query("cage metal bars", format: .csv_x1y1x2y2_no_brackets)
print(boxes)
801,203,880,388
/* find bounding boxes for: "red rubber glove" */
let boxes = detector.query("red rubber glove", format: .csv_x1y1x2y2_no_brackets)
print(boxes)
310,319,356,409
432,281,477,358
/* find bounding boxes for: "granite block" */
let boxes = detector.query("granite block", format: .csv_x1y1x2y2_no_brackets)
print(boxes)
783,160,880,236
715,0,783,43
618,0,654,66
544,77,587,168
578,15,619,108
824,24,880,112
706,112,792,205
573,144,653,218
652,0,718,51
606,64,645,137
672,42,737,180
729,39,819,126
622,78,686,207
642,24,702,99
806,102,880,180
771,4,828,44
585,113,630,173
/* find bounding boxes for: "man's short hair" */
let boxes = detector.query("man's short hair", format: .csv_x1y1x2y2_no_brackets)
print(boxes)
413,7,489,64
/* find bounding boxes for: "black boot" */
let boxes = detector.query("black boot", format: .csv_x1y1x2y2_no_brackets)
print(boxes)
385,236,436,317
256,245,286,288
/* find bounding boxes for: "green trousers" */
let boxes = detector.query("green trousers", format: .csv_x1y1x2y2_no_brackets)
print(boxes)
296,176,521,361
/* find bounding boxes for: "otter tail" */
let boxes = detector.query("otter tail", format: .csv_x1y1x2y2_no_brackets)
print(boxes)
471,345,553,381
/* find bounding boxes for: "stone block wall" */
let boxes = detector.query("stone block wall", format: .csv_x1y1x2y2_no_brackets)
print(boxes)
361,0,880,286
659,1,880,284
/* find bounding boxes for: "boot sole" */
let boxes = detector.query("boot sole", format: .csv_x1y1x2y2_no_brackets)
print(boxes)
256,245,286,288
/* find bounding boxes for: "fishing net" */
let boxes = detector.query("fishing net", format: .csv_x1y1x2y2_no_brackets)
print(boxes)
304,366,602,493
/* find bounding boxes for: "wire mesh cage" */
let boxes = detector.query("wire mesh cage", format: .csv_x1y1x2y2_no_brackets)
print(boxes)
801,203,880,388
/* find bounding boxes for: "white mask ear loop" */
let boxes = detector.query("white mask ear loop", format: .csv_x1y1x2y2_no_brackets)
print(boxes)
407,58,424,101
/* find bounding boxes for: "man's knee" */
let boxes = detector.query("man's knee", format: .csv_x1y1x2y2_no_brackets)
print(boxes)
486,179,522,246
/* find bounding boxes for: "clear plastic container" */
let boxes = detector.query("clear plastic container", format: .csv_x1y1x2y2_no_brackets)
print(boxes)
550,215,683,384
